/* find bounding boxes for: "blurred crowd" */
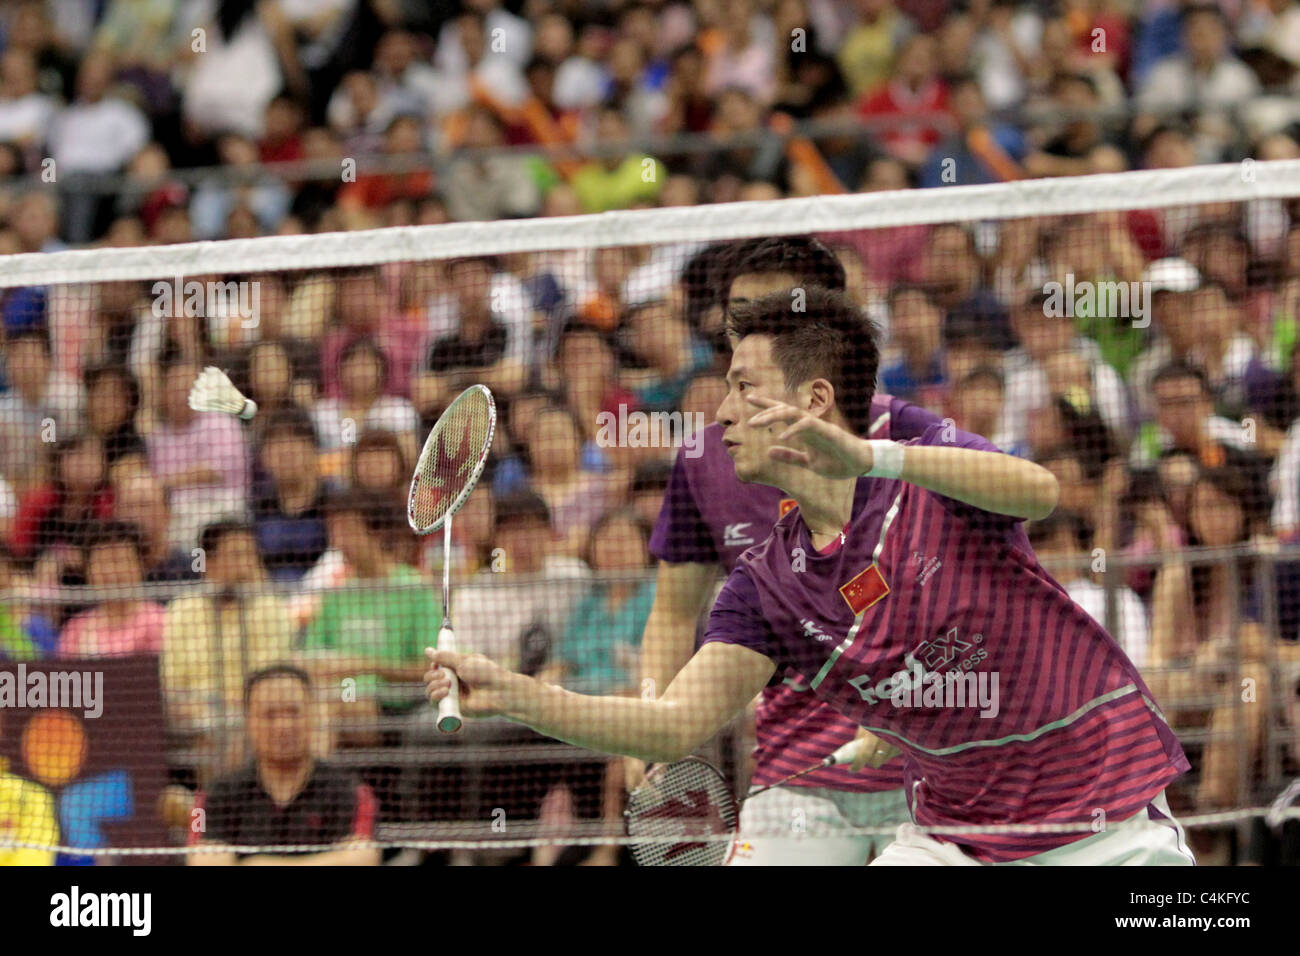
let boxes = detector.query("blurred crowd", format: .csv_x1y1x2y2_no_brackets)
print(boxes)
1,0,1300,246
1,0,1300,865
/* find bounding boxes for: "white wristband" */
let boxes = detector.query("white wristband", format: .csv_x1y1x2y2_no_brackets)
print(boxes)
863,440,904,479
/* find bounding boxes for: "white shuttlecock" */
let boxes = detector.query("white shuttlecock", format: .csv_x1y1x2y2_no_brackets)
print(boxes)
188,366,258,420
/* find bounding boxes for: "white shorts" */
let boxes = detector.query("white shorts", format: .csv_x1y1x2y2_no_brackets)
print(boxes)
870,790,1196,866
727,785,911,866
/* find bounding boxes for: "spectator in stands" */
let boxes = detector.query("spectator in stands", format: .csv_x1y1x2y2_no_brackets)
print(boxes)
0,48,55,152
320,265,424,402
1130,257,1204,419
554,323,638,447
1022,73,1127,179
880,283,946,406
1183,281,1260,419
549,508,654,697
429,9,528,119
0,328,85,491
1135,4,1261,162
146,354,250,551
56,521,164,658
301,489,438,723
84,363,145,469
837,0,913,98
857,31,948,168
702,0,776,105
312,338,419,468
163,520,292,747
948,366,1008,449
337,114,435,225
6,191,64,254
1133,362,1255,469
243,339,303,446
415,256,531,414
1028,509,1150,668
0,543,57,660
14,434,114,590
1028,213,1149,380
187,665,379,865
918,73,1026,187
180,0,307,141
527,405,626,555
1144,463,1276,810
441,105,542,223
348,429,408,507
1272,344,1300,543
451,490,589,674
190,132,293,239
111,462,198,584
570,108,664,212
252,407,330,583
620,299,713,413
1001,290,1131,454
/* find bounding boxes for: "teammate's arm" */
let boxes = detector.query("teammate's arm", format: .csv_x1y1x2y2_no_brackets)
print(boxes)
424,641,776,763
639,560,720,701
747,396,1058,520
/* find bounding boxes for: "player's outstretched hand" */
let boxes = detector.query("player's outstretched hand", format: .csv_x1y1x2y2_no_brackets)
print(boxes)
424,647,522,719
745,395,872,479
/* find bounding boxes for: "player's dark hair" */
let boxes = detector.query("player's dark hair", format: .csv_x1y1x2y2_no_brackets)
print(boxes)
726,286,880,437
244,663,313,709
719,236,847,310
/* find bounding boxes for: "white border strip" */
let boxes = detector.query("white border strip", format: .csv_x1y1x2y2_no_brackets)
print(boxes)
2,161,1297,287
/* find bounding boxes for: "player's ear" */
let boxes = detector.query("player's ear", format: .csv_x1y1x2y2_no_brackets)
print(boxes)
805,378,836,418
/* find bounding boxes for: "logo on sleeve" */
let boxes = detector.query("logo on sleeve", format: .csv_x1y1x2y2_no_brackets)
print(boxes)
778,498,798,518
839,564,890,614
724,523,754,547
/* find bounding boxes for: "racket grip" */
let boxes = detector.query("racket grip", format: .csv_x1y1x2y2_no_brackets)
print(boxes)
828,738,864,766
436,624,463,734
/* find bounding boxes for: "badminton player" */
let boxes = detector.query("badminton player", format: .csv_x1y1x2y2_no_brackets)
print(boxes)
636,236,940,865
426,286,1194,865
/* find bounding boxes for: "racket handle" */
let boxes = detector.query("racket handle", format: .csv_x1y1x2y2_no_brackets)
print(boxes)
828,738,864,766
436,624,463,734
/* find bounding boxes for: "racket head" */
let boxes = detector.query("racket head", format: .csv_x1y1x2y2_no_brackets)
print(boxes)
625,757,739,866
408,384,497,535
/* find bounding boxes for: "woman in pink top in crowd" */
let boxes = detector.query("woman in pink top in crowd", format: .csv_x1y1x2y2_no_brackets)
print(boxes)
57,521,165,658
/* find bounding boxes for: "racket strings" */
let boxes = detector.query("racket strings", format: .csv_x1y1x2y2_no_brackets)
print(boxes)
410,388,494,532
626,760,738,866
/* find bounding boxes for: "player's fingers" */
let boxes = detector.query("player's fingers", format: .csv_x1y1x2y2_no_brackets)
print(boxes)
426,647,464,671
767,446,811,466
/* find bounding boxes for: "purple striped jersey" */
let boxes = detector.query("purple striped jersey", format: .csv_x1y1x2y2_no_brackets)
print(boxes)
649,395,940,792
702,422,1189,862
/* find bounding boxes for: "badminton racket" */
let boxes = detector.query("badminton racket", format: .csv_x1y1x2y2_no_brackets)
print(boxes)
407,384,497,733
625,736,880,866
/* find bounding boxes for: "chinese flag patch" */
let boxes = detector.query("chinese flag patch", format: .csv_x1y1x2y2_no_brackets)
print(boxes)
778,498,798,518
839,564,889,614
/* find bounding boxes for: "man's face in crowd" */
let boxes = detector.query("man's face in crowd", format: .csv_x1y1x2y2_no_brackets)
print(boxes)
247,676,312,764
